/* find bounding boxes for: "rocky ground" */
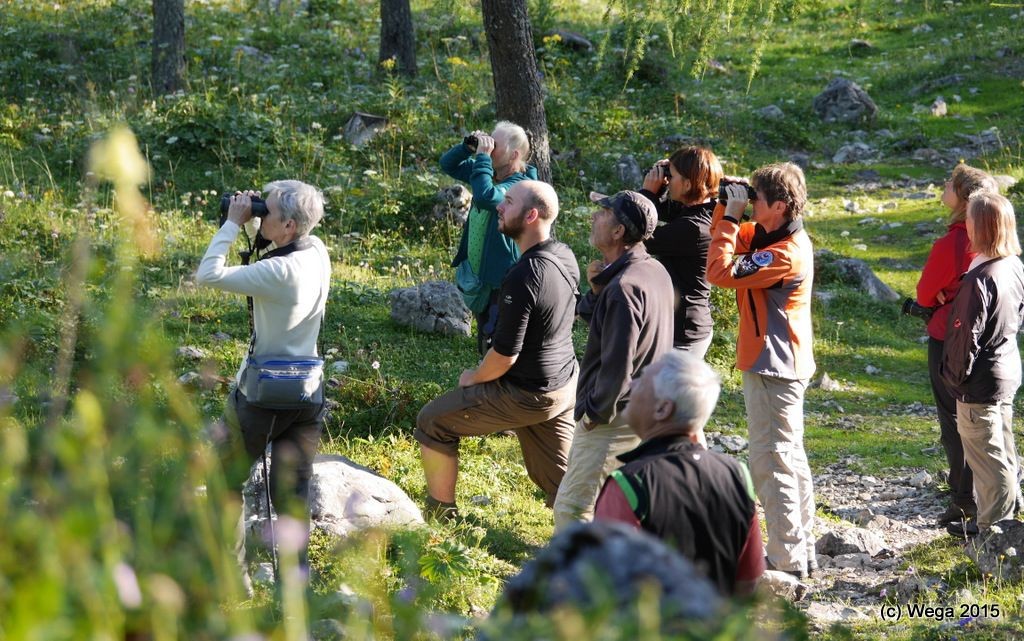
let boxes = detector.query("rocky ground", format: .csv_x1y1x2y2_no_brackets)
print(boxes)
800,456,952,628
706,432,960,630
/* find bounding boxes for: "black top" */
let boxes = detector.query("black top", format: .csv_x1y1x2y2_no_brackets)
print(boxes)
640,192,715,346
612,435,757,595
492,239,581,392
941,256,1024,403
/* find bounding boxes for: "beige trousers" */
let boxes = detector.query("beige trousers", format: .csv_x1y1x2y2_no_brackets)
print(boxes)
553,413,640,531
743,371,816,574
957,399,1020,529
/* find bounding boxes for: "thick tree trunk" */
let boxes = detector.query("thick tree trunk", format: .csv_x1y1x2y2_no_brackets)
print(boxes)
379,0,417,77
480,0,551,183
152,0,186,95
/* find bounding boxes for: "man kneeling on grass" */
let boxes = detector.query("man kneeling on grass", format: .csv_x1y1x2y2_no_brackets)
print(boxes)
594,351,765,596
415,180,580,521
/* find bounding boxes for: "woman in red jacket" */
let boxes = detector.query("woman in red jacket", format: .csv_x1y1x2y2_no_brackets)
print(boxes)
915,163,998,526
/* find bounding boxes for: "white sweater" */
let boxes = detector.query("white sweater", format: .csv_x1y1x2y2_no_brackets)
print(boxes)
195,221,331,385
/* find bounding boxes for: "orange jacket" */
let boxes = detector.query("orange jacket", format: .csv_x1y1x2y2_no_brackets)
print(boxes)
706,204,815,380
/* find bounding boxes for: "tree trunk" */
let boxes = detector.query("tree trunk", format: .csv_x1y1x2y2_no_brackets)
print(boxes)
379,0,416,77
152,0,186,95
480,0,551,183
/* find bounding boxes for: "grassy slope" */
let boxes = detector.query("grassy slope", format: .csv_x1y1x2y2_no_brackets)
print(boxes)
1,0,1023,637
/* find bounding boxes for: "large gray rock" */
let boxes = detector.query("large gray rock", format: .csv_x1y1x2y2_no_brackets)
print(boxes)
546,29,593,51
343,111,388,146
480,522,722,639
832,142,876,164
968,519,1024,582
816,527,888,557
242,453,423,541
813,78,878,124
615,155,644,188
389,280,472,337
433,184,472,225
831,258,901,303
308,454,424,537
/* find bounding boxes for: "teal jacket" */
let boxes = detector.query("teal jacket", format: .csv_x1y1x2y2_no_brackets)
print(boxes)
440,142,538,289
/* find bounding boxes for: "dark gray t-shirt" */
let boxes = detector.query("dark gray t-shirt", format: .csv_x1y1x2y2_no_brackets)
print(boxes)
492,239,580,392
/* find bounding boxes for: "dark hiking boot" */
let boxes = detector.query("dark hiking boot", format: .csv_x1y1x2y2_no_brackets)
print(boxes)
946,520,980,539
425,495,459,523
937,504,977,526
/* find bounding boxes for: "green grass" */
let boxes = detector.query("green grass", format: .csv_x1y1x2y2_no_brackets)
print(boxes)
1,0,1023,638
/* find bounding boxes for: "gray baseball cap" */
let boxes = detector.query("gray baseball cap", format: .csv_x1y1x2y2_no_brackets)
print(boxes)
589,190,658,243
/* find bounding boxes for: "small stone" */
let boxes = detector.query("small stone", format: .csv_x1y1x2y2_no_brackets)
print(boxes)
865,365,881,375
310,619,346,641
212,331,232,341
757,105,785,120
331,360,350,374
908,470,932,488
718,434,748,453
177,346,206,359
931,97,948,117
817,372,842,392
253,562,276,584
178,371,201,385
757,570,807,601
471,495,492,506
834,553,870,569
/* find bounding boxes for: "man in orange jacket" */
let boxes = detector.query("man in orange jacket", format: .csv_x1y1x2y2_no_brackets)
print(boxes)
706,162,816,579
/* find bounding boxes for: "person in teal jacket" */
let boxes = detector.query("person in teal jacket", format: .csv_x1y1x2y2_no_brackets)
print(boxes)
441,121,537,354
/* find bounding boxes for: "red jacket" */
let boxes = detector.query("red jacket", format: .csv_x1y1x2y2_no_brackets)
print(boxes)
916,222,976,340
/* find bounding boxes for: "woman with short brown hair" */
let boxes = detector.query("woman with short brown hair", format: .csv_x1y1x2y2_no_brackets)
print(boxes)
640,146,723,359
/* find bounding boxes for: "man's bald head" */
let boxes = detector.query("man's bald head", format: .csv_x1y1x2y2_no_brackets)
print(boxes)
512,180,559,222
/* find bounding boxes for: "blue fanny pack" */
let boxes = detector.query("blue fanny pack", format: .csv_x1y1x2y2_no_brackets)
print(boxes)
243,355,324,410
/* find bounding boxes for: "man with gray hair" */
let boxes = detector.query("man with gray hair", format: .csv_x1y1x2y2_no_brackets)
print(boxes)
552,191,674,530
197,179,331,569
594,351,765,596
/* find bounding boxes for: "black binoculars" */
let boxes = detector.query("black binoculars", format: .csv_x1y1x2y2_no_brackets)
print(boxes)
718,182,758,203
901,298,935,323
219,194,270,218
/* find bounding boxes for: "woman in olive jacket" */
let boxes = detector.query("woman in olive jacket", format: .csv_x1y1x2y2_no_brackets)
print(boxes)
941,192,1024,535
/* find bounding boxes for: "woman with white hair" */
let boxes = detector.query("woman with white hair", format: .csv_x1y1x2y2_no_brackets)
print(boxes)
441,121,536,353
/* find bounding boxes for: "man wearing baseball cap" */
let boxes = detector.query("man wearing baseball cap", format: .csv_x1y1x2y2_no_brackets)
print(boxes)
553,190,675,530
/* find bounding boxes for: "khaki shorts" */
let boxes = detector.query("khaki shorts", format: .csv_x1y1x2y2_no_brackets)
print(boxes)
415,376,576,505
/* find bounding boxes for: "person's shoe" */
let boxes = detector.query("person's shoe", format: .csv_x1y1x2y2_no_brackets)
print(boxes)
806,561,818,579
946,520,980,539
425,495,459,523
937,504,978,526
766,560,807,580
